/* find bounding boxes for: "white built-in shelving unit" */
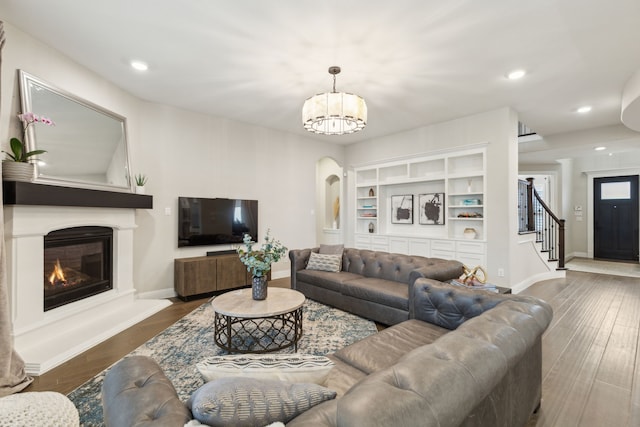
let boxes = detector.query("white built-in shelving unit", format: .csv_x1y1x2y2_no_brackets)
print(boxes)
353,145,487,267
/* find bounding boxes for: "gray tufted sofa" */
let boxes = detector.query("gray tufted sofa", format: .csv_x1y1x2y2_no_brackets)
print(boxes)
289,247,465,325
101,279,552,427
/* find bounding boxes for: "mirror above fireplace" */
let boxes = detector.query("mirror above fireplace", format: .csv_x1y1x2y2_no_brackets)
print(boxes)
18,70,133,191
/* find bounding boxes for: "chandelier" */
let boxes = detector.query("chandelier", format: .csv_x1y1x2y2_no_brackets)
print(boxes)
302,66,367,135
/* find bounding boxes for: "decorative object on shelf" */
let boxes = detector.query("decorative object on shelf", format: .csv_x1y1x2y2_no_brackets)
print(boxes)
457,212,482,218
467,178,473,193
391,195,414,224
368,222,374,233
462,198,481,205
332,196,340,229
2,112,52,182
419,193,445,225
302,66,367,135
237,230,287,300
463,227,477,239
368,187,375,197
134,173,148,194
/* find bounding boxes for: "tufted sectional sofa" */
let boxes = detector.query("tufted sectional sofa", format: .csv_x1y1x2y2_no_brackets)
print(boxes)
101,279,552,426
289,247,465,325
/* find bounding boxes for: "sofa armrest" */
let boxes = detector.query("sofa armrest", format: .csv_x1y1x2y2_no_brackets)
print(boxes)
409,278,553,331
408,260,464,286
408,278,508,328
289,248,318,290
102,356,191,427
336,297,553,427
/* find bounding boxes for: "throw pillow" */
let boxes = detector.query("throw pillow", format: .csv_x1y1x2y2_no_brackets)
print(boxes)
196,354,334,385
306,252,341,272
318,244,344,255
187,377,337,427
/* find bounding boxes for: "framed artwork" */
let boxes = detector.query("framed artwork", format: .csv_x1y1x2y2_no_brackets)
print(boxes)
391,195,413,224
419,193,445,225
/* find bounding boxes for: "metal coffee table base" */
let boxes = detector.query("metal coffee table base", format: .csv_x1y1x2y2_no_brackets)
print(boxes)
214,307,303,353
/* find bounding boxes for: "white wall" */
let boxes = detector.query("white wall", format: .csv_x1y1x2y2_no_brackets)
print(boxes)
345,107,520,286
1,23,344,296
521,125,640,258
567,152,640,258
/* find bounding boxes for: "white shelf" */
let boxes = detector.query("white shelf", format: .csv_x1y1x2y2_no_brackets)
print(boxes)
449,192,483,197
447,172,484,180
354,146,486,241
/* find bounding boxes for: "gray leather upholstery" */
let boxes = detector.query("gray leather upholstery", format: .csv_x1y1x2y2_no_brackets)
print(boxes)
101,355,191,427
335,291,552,427
102,260,552,427
290,248,464,325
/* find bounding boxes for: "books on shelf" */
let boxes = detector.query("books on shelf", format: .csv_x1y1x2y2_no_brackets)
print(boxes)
448,279,498,293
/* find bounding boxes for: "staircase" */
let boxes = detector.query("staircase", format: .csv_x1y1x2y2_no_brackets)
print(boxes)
518,178,566,270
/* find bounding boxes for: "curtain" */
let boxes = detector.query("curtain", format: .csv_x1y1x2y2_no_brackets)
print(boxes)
0,20,33,397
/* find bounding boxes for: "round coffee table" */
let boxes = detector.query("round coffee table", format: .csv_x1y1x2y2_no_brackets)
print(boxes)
211,287,305,353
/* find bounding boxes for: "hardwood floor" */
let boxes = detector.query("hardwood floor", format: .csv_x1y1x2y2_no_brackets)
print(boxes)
26,278,290,394
521,270,640,427
24,296,204,394
25,272,640,427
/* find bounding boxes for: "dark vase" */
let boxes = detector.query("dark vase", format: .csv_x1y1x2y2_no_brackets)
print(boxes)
252,275,268,300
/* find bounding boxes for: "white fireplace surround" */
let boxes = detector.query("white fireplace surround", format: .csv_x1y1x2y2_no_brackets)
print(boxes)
4,205,171,375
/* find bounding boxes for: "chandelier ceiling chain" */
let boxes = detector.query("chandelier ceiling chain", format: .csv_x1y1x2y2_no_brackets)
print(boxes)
302,66,367,136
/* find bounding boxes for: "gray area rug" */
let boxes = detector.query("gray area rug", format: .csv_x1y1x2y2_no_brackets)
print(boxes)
67,298,377,426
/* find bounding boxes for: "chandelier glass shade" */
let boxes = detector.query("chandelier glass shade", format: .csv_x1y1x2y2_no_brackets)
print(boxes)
302,67,367,135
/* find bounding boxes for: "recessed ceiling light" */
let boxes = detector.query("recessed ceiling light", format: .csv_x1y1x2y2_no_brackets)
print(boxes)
130,60,148,71
594,146,606,151
577,106,592,113
506,69,526,80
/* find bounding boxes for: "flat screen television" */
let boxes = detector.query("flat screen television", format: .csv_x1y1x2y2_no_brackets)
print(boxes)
178,197,258,247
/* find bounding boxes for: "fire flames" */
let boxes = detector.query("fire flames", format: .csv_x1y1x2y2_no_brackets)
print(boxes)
49,259,67,286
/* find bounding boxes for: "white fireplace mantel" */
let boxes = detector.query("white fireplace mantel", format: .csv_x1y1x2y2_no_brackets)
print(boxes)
4,204,170,375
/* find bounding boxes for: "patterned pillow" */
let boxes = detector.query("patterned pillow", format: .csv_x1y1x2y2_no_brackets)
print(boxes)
306,252,342,272
196,354,334,385
187,377,336,427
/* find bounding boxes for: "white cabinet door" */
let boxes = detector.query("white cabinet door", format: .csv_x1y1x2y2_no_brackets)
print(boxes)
371,236,389,252
408,239,430,257
354,234,372,250
389,237,409,254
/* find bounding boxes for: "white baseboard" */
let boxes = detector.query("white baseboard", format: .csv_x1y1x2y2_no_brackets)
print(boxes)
511,269,566,294
138,287,177,299
567,252,588,260
271,271,290,280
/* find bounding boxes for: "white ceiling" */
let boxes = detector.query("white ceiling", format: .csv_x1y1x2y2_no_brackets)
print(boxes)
3,0,640,157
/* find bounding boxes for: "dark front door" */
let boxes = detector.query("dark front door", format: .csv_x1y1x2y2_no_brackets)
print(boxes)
594,175,639,261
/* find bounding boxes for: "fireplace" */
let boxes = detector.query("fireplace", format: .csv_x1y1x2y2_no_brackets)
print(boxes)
4,190,170,376
44,226,113,311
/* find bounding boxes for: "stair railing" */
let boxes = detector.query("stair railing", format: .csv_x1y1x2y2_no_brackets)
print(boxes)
518,177,566,269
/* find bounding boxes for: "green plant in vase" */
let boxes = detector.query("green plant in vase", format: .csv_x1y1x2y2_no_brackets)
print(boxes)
237,230,287,300
134,173,148,193
2,113,54,181
134,174,148,186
